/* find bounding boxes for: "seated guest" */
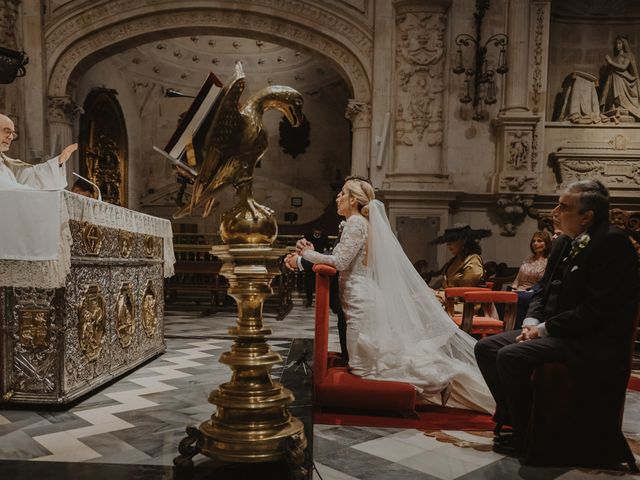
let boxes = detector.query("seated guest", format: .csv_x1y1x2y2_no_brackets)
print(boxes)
510,231,551,328
475,179,639,457
431,224,491,311
0,113,77,190
70,178,95,198
432,224,491,288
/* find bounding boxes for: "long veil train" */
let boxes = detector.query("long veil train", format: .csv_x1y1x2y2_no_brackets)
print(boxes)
357,200,495,413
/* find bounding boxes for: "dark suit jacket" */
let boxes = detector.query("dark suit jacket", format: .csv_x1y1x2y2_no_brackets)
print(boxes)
527,222,639,369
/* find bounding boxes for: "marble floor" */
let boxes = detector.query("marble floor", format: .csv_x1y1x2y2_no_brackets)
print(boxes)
1,297,640,479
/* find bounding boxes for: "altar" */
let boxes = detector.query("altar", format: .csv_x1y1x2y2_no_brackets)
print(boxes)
0,191,175,404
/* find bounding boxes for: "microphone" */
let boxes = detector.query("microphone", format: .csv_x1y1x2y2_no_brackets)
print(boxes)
72,172,102,201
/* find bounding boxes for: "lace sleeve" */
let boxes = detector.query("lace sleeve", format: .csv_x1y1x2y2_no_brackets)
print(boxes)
302,216,367,271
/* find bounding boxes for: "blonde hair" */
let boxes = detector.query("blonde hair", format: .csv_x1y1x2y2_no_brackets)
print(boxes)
343,178,375,217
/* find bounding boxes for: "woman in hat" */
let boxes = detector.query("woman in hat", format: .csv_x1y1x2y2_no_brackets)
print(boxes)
294,177,494,414
432,224,491,289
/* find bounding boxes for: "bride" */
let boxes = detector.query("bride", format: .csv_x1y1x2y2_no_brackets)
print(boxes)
296,177,494,414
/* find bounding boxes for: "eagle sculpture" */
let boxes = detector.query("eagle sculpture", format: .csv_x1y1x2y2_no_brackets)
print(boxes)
173,63,304,243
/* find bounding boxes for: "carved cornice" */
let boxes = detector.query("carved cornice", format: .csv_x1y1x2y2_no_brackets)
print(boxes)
45,2,372,100
47,95,83,124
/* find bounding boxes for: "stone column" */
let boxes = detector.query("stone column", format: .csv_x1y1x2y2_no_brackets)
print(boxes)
345,99,371,178
501,0,531,113
369,0,394,188
492,0,551,236
48,95,80,185
384,0,451,191
21,0,47,163
0,0,23,158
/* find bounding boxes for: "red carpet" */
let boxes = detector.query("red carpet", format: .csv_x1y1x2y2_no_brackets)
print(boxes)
314,404,495,431
628,376,640,392
314,378,640,431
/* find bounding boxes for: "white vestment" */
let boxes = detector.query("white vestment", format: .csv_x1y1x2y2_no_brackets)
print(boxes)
0,153,66,190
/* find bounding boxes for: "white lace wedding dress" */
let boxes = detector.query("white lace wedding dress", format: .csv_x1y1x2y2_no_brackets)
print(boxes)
302,200,495,414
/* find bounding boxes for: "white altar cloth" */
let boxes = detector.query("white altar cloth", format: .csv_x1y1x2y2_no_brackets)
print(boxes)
0,191,175,288
0,190,61,260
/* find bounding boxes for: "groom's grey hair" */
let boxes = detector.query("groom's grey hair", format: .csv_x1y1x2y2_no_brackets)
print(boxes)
564,179,610,225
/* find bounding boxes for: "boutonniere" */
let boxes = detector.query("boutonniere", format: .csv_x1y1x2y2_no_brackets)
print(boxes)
569,233,591,259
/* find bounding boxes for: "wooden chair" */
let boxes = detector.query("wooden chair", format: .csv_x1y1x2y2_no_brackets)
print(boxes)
524,306,640,470
443,286,487,318
459,290,518,337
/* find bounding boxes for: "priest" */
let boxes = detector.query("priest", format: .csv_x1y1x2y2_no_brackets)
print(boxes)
0,113,77,190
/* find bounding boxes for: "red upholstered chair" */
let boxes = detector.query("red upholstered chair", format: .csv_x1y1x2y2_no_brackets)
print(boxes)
443,286,487,318
524,306,640,470
458,290,518,337
312,264,417,417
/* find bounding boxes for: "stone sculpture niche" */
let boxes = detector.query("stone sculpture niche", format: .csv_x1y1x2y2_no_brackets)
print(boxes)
557,36,640,124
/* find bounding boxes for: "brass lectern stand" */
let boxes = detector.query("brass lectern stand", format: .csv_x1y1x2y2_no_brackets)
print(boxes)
174,197,307,479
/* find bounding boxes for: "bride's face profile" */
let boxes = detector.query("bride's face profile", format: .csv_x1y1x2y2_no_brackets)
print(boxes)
336,186,355,217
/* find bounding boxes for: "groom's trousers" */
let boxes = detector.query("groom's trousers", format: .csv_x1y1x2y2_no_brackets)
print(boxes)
474,329,569,443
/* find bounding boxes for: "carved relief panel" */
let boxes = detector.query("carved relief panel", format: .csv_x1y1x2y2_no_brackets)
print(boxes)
548,134,640,195
77,285,106,362
8,288,60,396
79,88,128,206
395,7,446,149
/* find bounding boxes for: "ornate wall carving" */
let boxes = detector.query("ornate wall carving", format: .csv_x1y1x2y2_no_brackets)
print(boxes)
548,134,640,193
394,7,445,147
531,4,545,114
0,0,19,49
45,3,372,102
47,95,82,124
496,127,538,192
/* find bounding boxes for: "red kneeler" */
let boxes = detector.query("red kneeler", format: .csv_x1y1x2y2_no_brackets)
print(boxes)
525,307,640,470
311,264,418,422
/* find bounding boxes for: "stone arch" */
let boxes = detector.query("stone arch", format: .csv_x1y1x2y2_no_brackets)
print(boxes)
45,1,372,103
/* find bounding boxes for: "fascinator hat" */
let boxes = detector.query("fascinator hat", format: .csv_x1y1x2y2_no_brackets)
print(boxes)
431,223,492,244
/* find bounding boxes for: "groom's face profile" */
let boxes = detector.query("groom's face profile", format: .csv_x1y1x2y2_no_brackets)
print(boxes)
553,193,593,239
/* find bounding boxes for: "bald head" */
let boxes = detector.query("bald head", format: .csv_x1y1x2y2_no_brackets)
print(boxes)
0,114,16,153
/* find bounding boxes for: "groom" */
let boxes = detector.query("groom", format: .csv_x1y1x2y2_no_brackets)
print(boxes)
475,179,639,455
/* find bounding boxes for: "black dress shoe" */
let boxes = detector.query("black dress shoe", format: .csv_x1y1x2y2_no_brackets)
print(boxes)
493,432,514,445
493,422,513,436
492,437,524,457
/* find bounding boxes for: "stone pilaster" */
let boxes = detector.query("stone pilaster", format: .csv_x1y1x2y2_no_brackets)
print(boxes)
491,1,551,235
345,99,371,178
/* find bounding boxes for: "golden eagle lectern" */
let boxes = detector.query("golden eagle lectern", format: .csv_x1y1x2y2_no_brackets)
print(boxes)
174,62,303,244
172,65,308,477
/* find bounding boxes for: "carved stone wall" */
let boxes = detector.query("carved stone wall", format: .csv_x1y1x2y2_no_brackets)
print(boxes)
390,2,447,181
